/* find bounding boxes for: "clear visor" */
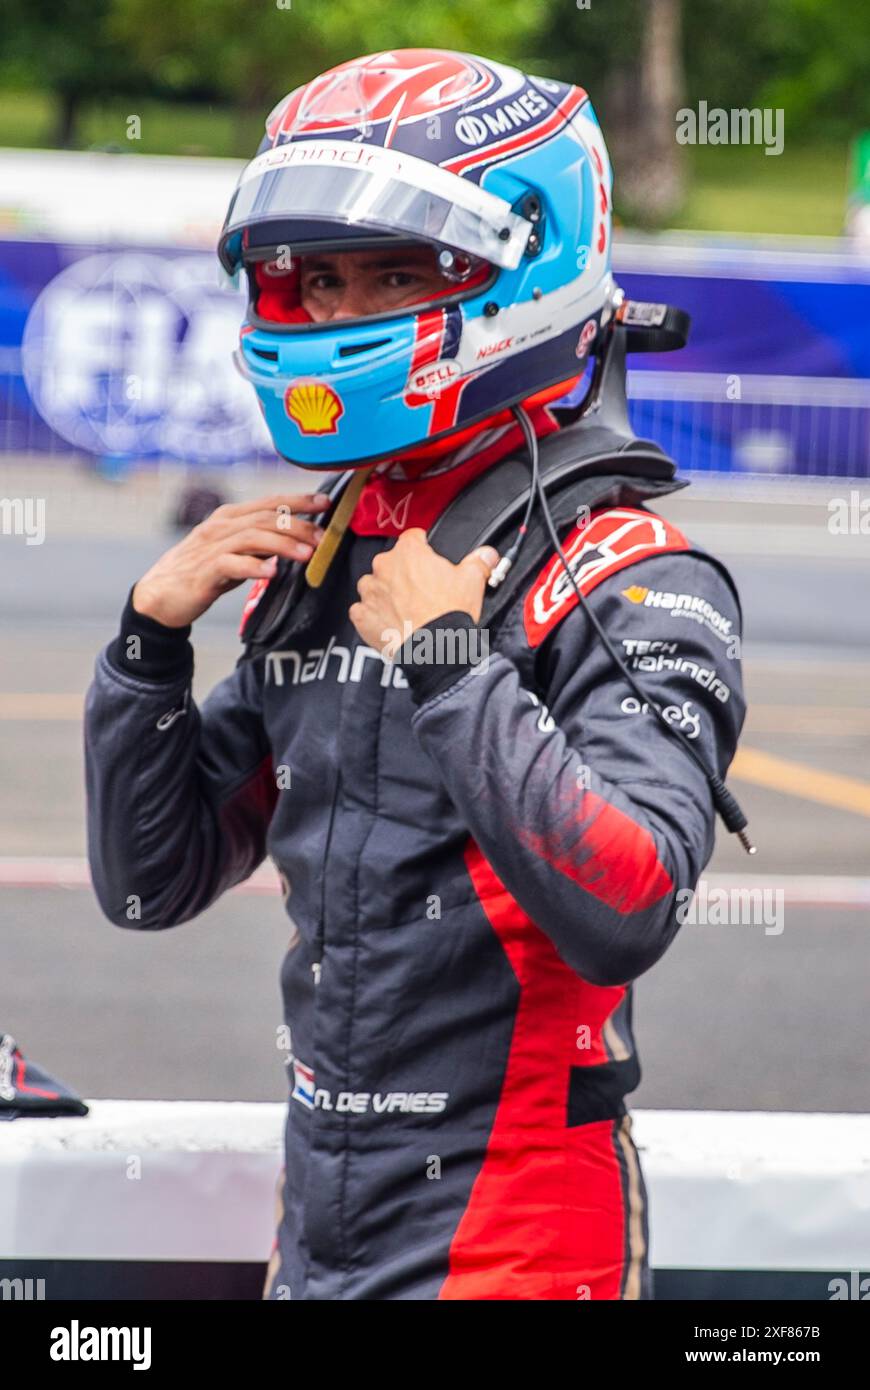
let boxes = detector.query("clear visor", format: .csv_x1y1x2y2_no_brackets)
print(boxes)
220,139,531,274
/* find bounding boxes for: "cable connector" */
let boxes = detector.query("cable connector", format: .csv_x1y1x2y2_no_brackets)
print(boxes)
710,774,756,855
487,554,514,588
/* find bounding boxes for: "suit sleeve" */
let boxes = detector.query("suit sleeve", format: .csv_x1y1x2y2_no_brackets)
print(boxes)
85,641,276,930
406,550,745,987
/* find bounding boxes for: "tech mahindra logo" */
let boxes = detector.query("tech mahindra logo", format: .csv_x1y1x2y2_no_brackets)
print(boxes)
375,491,413,529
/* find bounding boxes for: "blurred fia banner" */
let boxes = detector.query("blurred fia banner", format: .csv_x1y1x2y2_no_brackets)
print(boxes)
616,236,870,477
1,230,870,474
2,240,271,465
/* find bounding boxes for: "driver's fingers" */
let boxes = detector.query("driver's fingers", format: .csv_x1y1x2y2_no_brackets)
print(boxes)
218,525,318,562
210,492,331,522
460,545,500,580
213,552,280,585
220,508,325,545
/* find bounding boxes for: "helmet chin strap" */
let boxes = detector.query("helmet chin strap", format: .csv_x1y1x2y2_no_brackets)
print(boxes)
389,375,584,477
304,464,375,589
383,419,497,477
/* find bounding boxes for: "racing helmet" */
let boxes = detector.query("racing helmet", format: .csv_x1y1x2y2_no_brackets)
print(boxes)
219,48,616,468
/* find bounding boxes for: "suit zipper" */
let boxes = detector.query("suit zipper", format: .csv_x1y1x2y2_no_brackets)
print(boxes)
313,767,342,982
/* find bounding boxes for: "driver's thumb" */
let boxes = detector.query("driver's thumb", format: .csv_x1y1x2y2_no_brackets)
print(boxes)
464,545,500,576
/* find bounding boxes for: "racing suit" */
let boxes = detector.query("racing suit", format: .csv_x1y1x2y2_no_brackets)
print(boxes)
84,414,745,1300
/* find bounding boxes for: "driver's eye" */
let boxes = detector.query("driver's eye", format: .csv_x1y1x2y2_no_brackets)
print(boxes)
306,273,341,291
382,271,420,289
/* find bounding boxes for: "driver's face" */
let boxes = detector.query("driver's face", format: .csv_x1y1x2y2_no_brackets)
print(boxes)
298,246,453,322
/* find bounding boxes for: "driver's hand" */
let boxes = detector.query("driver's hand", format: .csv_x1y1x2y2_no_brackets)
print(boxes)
132,492,331,628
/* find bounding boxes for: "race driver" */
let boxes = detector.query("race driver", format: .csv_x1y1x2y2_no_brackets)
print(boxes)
84,48,745,1300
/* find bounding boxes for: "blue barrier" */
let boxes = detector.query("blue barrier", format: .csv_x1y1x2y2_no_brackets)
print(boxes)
2,233,869,477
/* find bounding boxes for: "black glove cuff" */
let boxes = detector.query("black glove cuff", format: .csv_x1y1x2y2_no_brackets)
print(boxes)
398,610,484,707
108,587,193,682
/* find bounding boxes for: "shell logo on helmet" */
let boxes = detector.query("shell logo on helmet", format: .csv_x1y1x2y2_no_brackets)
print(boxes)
285,382,344,436
221,47,616,469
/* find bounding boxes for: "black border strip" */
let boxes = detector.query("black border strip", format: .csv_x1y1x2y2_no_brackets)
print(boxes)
0,1261,846,1302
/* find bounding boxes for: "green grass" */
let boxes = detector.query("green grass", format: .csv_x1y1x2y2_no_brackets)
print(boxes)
678,143,850,237
0,90,56,147
0,89,852,235
0,91,261,159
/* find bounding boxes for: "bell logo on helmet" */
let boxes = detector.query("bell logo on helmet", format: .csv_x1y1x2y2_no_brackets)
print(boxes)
406,358,462,401
285,381,345,435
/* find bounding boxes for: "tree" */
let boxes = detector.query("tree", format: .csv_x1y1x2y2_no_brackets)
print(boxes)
107,0,542,154
534,0,686,226
756,0,870,137
612,0,686,224
0,0,146,147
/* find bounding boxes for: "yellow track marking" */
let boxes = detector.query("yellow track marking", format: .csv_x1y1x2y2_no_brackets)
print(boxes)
732,747,870,818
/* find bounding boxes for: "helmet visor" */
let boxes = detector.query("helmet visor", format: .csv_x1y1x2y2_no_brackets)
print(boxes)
220,139,531,274
245,244,494,328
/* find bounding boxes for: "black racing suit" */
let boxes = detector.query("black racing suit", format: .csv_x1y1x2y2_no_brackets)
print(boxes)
84,442,744,1300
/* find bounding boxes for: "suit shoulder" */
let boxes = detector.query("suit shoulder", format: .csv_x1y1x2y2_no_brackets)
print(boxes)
523,505,698,649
